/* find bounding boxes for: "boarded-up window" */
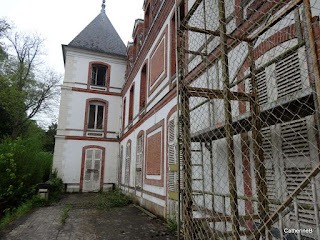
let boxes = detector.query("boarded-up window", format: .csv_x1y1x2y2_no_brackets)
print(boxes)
168,114,178,200
136,135,143,189
146,132,162,175
125,142,131,186
119,146,123,184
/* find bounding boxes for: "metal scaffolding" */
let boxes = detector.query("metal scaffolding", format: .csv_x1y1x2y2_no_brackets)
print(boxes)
175,0,320,239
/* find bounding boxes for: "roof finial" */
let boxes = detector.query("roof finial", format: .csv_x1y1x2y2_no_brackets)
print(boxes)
101,0,106,13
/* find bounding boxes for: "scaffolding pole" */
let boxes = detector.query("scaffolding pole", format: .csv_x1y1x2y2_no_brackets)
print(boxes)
218,0,240,239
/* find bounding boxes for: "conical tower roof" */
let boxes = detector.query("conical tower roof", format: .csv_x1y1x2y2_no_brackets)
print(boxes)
68,10,126,57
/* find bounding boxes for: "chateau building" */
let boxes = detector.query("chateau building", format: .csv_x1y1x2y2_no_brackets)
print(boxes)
53,2,320,236
53,0,179,217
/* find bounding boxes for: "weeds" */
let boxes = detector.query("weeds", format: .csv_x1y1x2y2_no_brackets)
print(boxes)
166,213,177,231
0,196,45,229
96,189,132,210
60,205,72,224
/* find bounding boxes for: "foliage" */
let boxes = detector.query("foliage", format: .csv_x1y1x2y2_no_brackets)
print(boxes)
0,137,52,215
96,189,132,210
43,123,57,153
0,26,60,139
166,213,178,231
48,170,64,202
60,205,72,225
0,18,10,61
0,195,45,229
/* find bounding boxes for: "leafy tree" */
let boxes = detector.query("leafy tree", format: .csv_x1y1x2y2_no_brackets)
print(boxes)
43,123,57,153
0,18,10,61
0,29,61,139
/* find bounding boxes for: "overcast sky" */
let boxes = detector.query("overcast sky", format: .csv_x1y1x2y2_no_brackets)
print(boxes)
0,0,144,74
0,0,144,127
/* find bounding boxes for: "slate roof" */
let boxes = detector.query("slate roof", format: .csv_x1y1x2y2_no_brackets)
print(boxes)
68,11,127,57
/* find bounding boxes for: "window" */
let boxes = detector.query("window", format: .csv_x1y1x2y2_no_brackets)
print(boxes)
88,62,111,90
84,99,108,138
129,84,135,123
125,141,131,186
140,64,147,111
168,113,178,200
144,5,150,32
88,102,105,130
170,13,177,79
91,65,107,86
119,146,123,184
136,134,144,190
122,98,126,130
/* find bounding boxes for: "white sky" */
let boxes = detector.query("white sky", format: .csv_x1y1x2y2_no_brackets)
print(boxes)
0,0,144,74
0,0,144,127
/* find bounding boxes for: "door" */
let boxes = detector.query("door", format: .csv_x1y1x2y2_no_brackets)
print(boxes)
83,148,102,192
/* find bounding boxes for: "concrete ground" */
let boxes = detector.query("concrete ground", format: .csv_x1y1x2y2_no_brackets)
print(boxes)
0,194,177,240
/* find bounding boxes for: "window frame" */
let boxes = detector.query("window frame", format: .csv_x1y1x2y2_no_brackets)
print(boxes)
125,140,132,187
87,102,105,131
129,83,135,123
83,98,109,138
80,145,105,192
139,62,148,112
135,131,144,190
87,61,111,91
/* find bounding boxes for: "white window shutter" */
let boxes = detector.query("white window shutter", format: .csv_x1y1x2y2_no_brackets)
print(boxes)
276,51,302,98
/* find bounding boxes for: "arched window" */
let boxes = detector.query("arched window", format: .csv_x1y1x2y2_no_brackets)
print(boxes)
88,62,111,90
129,84,135,123
122,97,126,131
140,63,147,111
119,145,123,185
84,98,108,137
125,140,131,187
136,131,144,190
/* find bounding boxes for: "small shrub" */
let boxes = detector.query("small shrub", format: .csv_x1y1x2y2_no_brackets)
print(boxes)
48,170,64,202
96,189,132,210
60,205,72,224
0,137,52,214
166,213,178,231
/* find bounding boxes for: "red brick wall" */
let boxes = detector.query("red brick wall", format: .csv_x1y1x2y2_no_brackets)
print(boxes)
122,0,175,96
150,40,165,85
144,119,164,186
148,26,168,96
146,132,162,175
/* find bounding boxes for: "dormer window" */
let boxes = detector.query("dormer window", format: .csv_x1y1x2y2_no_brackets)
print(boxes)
87,62,111,91
91,65,107,87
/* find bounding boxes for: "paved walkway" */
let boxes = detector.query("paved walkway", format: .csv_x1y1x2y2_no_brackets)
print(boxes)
0,194,176,240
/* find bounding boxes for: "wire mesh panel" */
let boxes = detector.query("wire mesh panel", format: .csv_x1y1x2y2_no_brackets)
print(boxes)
176,0,320,239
